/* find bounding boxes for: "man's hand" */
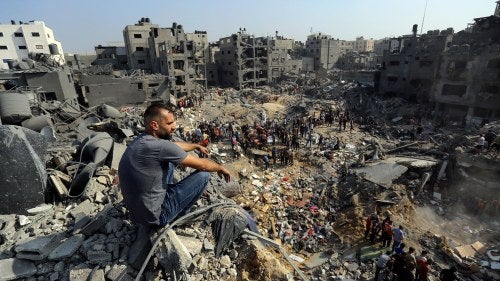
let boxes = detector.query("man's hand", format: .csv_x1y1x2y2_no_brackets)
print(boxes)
217,167,231,183
196,145,209,157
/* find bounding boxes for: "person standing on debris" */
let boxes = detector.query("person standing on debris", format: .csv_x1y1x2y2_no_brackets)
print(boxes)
392,225,405,252
381,220,393,248
118,103,231,229
415,250,429,281
374,251,392,281
415,258,433,281
369,212,381,243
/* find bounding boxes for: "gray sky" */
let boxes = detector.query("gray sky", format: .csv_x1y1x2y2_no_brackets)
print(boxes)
1,0,496,53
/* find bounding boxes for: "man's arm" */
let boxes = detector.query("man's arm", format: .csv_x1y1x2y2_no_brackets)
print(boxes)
181,154,231,182
174,141,209,157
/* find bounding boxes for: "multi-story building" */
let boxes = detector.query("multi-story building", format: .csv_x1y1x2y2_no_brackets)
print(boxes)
305,33,353,70
0,20,65,70
216,30,270,88
431,4,500,124
124,19,208,98
378,24,453,102
353,36,375,52
123,18,158,72
94,44,128,70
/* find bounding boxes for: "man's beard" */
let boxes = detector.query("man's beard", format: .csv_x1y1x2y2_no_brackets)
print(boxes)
158,129,172,140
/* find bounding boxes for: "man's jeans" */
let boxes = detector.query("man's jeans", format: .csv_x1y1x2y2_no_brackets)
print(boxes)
159,163,210,226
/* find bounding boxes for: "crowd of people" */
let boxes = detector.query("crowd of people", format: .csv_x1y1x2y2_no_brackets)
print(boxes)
365,212,457,281
175,103,355,169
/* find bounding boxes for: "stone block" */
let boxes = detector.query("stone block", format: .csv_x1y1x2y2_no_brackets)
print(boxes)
15,233,63,261
69,268,92,281
48,234,85,260
89,269,105,281
81,215,108,236
70,200,94,218
178,235,203,256
157,229,193,273
106,264,128,281
0,258,37,280
86,250,112,264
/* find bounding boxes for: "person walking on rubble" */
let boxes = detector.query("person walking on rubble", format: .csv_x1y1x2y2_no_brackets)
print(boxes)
392,225,405,252
119,103,231,229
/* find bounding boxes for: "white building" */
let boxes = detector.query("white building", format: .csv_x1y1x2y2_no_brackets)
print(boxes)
0,20,65,70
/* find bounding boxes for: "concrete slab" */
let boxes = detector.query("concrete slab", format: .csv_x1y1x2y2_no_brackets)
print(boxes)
305,251,331,269
15,233,63,261
354,162,408,188
48,234,85,260
111,142,127,170
0,258,37,280
0,125,47,215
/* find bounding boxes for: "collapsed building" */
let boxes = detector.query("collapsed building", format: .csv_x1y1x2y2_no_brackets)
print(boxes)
377,3,500,124
123,18,208,98
216,29,303,89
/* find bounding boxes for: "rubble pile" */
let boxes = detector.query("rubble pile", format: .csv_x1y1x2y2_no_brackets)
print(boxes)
0,74,499,281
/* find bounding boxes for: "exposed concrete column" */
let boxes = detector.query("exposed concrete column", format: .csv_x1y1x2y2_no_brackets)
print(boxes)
465,106,474,127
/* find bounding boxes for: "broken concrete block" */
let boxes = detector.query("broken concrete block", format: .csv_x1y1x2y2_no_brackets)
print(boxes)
26,204,53,215
0,258,37,280
178,235,203,256
105,218,123,234
105,264,128,281
15,233,63,261
86,250,112,264
69,268,92,281
48,234,85,260
81,215,108,236
89,269,105,281
203,238,214,251
219,255,232,268
70,200,95,218
0,125,47,215
157,229,193,273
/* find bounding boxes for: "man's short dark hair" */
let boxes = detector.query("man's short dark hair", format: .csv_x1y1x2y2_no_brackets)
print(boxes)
144,103,176,123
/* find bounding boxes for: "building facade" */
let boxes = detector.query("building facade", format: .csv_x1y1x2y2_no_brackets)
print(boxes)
378,25,453,102
216,30,270,88
305,33,353,70
0,20,65,70
123,18,158,72
431,13,500,124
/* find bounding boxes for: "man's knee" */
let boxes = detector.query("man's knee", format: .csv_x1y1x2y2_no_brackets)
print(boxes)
197,171,211,184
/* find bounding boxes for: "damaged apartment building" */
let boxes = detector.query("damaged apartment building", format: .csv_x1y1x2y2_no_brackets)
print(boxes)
378,2,500,124
215,29,302,89
123,18,208,98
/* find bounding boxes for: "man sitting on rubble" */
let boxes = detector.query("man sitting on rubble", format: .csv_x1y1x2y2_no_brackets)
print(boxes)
118,103,231,230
